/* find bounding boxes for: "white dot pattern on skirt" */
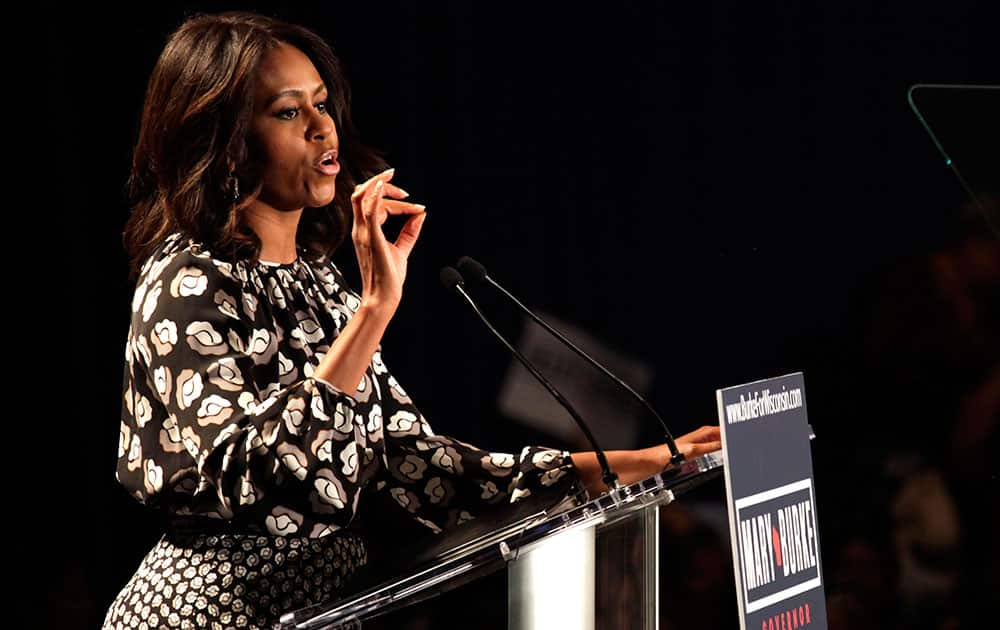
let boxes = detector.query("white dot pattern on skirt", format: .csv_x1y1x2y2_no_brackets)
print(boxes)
102,531,367,629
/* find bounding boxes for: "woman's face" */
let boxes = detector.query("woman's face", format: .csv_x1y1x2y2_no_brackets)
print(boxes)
248,43,340,212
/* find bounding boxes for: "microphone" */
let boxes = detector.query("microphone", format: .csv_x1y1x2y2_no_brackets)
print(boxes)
439,266,621,493
456,255,685,467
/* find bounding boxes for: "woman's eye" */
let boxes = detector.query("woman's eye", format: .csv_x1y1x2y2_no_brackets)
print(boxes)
275,103,328,120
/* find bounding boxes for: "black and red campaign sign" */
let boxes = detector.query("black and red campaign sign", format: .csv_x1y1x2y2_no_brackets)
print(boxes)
716,372,828,630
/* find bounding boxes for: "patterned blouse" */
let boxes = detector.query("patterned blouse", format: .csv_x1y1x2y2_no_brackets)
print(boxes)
115,231,591,539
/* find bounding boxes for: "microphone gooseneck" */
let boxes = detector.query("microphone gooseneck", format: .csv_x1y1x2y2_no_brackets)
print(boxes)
456,255,685,468
440,265,621,493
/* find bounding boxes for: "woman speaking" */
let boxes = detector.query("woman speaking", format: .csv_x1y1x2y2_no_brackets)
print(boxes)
103,10,720,629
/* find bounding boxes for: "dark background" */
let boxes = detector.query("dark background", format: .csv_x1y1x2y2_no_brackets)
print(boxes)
45,2,996,628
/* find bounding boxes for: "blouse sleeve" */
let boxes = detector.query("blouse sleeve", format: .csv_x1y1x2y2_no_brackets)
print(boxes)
362,350,592,535
117,250,379,538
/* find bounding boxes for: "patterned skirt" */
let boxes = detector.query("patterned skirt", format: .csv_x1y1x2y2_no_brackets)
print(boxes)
101,529,368,629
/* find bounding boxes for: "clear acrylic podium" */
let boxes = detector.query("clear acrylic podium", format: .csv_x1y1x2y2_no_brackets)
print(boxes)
277,450,725,630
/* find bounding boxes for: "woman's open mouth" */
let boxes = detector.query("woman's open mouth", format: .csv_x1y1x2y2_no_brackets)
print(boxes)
314,157,340,176
314,149,340,176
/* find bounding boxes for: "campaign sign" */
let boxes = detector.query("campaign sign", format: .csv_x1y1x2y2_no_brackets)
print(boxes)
716,372,827,630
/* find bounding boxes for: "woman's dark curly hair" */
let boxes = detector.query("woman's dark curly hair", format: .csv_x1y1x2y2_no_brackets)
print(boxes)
122,10,387,281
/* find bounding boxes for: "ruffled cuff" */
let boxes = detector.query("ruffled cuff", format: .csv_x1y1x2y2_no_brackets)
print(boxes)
562,450,592,507
508,446,591,508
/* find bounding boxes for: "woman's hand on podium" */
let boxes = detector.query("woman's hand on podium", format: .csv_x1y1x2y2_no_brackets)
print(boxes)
644,425,722,470
572,426,722,497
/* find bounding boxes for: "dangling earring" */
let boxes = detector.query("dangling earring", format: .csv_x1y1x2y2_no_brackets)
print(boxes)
228,172,240,201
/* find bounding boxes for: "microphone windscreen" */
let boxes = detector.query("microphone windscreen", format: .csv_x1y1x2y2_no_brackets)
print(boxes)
456,256,488,283
439,266,464,290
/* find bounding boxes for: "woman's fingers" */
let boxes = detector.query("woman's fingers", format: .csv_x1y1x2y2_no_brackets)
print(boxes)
363,182,423,229
693,441,723,456
382,199,425,212
352,168,396,202
670,424,722,461
394,212,427,259
352,169,395,225
682,425,721,443
354,173,415,224
352,168,426,263
383,182,409,199
378,199,426,224
680,439,722,459
366,180,387,239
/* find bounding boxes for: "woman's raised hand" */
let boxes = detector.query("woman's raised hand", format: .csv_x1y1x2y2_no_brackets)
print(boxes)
350,168,427,317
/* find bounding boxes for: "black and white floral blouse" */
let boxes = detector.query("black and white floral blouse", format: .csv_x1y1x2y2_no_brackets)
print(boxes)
115,230,590,539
